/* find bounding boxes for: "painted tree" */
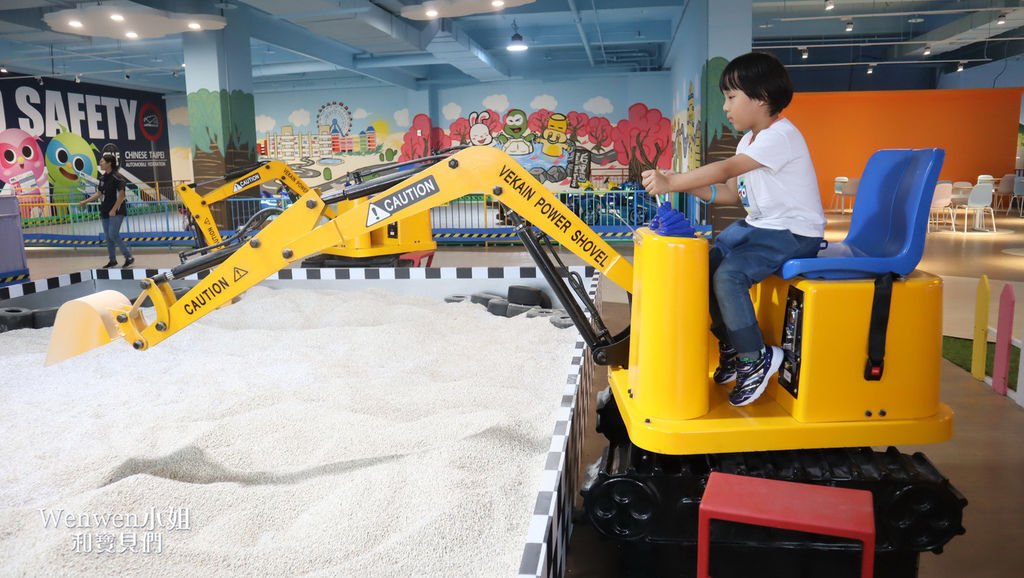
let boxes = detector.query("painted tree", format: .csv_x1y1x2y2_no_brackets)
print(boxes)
566,111,589,144
612,103,672,182
587,116,613,153
528,109,554,135
400,114,450,161
449,117,471,145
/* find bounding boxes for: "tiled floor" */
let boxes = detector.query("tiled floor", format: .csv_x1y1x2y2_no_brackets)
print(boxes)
15,209,1024,577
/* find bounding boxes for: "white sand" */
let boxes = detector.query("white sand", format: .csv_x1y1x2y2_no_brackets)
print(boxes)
0,287,578,576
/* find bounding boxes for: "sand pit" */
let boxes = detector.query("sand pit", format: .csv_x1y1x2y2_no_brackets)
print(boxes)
0,286,578,576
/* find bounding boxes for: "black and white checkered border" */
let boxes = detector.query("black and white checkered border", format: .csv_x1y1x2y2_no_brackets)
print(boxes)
0,270,92,300
518,273,600,578
1,266,599,302
91,265,597,282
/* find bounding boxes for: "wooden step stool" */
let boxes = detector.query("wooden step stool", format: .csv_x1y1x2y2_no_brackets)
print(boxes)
697,472,876,578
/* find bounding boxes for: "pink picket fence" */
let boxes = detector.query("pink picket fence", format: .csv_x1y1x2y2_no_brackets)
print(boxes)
971,276,1024,406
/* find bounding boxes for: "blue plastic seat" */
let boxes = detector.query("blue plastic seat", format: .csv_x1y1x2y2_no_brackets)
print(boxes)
780,148,945,280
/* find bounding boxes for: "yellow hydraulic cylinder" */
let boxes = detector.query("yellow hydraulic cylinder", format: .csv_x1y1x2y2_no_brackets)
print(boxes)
628,229,709,421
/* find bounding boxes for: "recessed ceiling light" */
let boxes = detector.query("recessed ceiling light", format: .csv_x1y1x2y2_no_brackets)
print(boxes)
908,17,924,24
845,20,854,32
125,31,138,39
758,23,774,29
68,20,83,28
957,61,965,72
0,67,7,74
997,13,1007,25
425,8,438,18
188,22,201,30
801,47,808,59
824,0,834,10
181,63,187,68
491,0,505,6
923,46,932,56
867,64,876,74
110,13,124,22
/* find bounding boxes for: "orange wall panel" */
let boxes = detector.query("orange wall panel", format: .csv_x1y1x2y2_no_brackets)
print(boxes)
784,88,1023,207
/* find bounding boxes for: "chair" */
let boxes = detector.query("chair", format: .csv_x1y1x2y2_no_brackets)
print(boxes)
697,472,876,578
1007,176,1024,217
835,177,860,215
960,182,996,233
929,181,955,231
781,148,944,280
993,174,1015,211
829,176,849,213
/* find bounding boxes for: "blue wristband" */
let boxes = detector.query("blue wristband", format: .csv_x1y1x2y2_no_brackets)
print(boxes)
700,184,717,205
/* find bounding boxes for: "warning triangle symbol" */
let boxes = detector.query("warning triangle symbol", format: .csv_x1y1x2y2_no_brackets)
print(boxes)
233,267,249,282
365,203,391,227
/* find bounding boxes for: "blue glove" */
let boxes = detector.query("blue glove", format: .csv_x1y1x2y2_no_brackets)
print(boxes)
650,202,695,237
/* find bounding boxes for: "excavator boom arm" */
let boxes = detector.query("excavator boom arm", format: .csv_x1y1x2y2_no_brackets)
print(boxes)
49,147,633,360
179,161,316,248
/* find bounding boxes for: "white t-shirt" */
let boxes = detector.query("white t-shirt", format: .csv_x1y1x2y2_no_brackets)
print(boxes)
735,118,826,238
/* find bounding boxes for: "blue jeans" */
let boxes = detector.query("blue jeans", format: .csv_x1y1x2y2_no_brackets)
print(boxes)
709,220,822,355
101,215,132,262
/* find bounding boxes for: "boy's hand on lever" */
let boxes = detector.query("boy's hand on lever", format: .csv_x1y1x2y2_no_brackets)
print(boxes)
642,169,673,197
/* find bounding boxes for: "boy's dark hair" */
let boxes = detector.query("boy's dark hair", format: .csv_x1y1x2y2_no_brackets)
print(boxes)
719,52,793,115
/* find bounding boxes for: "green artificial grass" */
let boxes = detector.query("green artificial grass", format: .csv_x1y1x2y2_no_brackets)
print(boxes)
942,336,1019,391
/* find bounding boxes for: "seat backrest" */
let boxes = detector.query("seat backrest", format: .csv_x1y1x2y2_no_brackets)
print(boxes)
844,149,944,260
998,174,1016,193
833,176,848,192
977,174,995,185
1015,176,1024,195
842,178,860,195
967,182,994,206
931,182,953,207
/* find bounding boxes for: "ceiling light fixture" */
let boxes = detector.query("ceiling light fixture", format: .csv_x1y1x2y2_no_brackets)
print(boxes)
507,19,527,52
800,47,808,59
0,67,7,74
68,19,83,28
845,19,854,32
923,45,932,56
957,61,965,72
36,77,43,86
188,22,201,30
125,31,138,39
75,74,81,83
997,13,1007,25
492,0,505,7
907,17,924,23
867,63,876,74
825,0,834,10
425,8,439,18
110,13,124,22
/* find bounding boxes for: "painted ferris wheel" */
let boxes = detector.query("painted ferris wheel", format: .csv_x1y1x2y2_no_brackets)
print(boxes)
316,101,352,136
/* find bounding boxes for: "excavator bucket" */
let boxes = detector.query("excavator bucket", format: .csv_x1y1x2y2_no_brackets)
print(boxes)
45,290,132,366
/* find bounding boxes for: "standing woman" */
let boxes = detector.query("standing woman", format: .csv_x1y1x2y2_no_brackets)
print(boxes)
79,153,134,268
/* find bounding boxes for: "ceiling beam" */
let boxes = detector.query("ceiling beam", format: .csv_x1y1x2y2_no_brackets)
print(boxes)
128,0,421,90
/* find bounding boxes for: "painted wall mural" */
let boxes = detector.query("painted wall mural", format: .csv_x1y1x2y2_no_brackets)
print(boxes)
187,88,256,191
249,95,672,195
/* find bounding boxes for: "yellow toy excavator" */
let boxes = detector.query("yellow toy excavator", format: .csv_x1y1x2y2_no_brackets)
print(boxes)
47,146,964,573
179,159,436,267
